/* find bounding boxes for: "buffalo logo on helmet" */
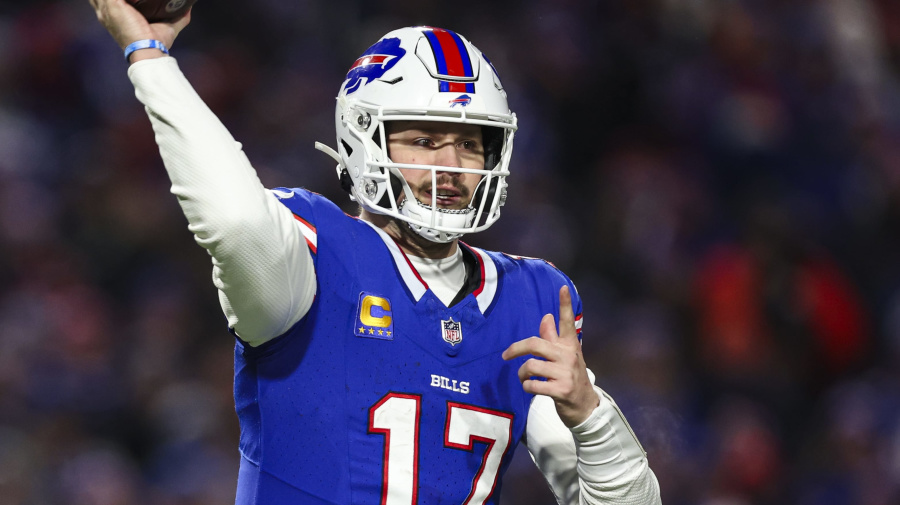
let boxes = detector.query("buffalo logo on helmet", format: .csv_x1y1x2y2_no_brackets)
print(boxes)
449,94,472,108
343,37,406,95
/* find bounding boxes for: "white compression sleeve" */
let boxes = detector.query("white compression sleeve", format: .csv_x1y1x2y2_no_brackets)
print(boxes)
525,371,661,505
128,57,316,346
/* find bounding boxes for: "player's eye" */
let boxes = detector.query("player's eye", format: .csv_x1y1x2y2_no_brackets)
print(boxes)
413,138,434,147
459,140,483,152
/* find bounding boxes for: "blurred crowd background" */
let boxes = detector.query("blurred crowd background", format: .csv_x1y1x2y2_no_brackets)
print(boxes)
1,0,899,503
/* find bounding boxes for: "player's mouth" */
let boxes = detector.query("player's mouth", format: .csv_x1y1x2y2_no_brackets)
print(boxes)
421,186,464,207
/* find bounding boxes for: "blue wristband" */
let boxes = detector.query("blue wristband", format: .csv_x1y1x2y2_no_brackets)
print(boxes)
124,39,169,61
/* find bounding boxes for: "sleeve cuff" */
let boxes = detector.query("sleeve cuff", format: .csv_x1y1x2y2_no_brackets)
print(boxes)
568,386,648,482
127,54,176,78
569,386,608,437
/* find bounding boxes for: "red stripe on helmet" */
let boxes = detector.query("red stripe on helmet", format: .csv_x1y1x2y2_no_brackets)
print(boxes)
431,28,467,78
349,54,390,71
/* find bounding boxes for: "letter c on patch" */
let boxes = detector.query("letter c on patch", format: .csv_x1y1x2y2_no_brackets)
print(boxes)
360,296,392,328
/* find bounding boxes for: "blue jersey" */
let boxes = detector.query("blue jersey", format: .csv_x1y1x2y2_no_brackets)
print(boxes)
234,188,583,505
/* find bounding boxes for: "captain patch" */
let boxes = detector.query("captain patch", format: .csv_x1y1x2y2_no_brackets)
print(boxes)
355,293,394,340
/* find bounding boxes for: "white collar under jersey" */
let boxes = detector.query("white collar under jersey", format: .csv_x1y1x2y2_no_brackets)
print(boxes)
407,246,466,306
360,220,499,312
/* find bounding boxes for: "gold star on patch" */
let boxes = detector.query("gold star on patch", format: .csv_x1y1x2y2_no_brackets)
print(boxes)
386,331,392,336
358,327,365,333
368,328,375,334
378,329,384,335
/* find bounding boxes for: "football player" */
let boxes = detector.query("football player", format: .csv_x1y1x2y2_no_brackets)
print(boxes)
89,0,662,503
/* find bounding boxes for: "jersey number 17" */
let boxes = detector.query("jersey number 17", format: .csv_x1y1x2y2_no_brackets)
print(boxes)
368,392,515,505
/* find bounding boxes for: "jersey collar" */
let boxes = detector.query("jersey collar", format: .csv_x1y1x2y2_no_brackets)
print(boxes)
459,242,499,314
362,221,499,313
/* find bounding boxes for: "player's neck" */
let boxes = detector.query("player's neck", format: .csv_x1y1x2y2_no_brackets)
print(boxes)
362,211,458,259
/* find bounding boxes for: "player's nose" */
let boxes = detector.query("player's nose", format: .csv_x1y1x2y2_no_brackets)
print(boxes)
433,143,463,169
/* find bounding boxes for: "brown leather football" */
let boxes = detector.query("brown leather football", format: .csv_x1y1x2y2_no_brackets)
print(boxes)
127,0,197,23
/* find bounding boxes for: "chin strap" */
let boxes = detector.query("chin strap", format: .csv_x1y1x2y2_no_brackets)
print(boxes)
315,142,356,196
314,142,342,164
399,199,473,243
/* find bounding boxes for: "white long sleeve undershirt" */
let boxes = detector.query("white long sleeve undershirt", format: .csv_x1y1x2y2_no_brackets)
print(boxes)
128,56,660,505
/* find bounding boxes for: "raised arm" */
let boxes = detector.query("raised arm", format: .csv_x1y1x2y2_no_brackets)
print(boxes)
90,0,316,346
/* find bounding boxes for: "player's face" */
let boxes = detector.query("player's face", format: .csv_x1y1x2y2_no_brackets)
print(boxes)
386,121,485,210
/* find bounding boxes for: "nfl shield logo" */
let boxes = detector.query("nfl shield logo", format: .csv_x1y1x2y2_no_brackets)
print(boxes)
441,318,463,346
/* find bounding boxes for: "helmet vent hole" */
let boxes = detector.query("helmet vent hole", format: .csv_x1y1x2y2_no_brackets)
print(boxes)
340,140,354,157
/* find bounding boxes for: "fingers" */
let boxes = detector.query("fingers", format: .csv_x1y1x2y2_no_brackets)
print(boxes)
502,336,557,361
502,285,578,361
89,0,106,22
531,286,578,346
516,356,590,408
538,313,558,342
505,338,584,390
514,350,597,428
90,0,158,49
516,357,555,383
517,359,565,399
158,8,192,44
556,285,578,342
520,377,554,397
503,284,596,427
91,0,192,53
170,8,192,31
514,346,582,381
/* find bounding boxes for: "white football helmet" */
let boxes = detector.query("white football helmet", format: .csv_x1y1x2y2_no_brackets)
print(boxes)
315,26,518,243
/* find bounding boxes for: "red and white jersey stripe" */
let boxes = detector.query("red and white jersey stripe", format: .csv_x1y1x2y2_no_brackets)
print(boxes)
465,245,499,314
292,214,318,254
363,221,430,301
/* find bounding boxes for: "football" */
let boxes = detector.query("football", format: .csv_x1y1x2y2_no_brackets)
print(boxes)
127,0,197,23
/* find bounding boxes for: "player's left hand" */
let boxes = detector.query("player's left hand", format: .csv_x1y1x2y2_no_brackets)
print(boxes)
502,286,600,428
